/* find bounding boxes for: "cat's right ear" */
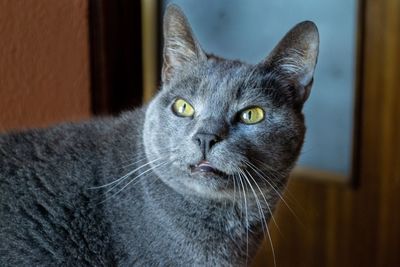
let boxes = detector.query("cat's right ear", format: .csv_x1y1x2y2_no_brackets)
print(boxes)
262,21,319,106
162,5,206,83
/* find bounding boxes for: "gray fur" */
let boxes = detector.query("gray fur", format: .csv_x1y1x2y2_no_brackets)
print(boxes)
0,5,319,266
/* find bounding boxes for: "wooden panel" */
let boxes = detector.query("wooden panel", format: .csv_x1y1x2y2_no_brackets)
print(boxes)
252,0,400,266
0,0,91,131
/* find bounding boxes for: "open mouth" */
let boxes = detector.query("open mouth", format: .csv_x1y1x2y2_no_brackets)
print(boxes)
190,160,225,177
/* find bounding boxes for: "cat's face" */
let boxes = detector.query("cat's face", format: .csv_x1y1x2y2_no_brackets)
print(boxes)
143,6,319,199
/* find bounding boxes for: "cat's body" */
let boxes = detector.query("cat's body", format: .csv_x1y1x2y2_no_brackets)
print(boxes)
0,5,319,266
0,111,264,266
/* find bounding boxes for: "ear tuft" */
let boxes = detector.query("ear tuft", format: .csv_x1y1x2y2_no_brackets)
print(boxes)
263,21,319,104
162,5,205,83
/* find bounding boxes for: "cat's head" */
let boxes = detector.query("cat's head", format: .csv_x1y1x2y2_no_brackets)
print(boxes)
143,5,319,199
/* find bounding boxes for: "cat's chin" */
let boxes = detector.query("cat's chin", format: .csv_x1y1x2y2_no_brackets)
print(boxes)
167,170,236,200
179,179,236,200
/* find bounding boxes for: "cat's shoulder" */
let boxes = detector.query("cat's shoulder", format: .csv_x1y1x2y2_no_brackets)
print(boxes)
1,108,144,140
0,107,145,160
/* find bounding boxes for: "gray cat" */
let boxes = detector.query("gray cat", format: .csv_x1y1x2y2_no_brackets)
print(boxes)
0,5,319,267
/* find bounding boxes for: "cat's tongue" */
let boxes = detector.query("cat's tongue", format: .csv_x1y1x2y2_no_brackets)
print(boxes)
194,160,217,173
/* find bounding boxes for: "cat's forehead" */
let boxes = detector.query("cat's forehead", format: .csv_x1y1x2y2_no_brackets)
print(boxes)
194,59,274,106
198,62,245,96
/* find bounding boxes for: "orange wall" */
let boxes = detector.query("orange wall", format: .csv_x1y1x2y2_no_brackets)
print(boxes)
0,0,91,132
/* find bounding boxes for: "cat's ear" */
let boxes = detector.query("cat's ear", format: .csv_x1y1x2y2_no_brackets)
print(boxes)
262,21,319,104
162,5,206,83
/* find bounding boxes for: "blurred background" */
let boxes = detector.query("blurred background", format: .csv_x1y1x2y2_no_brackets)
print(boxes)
0,0,399,266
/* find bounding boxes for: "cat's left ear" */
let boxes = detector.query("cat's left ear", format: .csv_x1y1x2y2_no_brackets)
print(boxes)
262,21,319,105
162,5,206,83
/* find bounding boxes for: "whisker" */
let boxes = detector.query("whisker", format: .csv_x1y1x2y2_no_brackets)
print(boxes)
239,169,267,234
239,169,265,225
121,156,149,169
240,168,276,267
246,160,304,227
88,157,163,190
255,161,304,209
256,160,306,215
236,171,249,266
233,174,244,220
114,146,177,168
98,160,169,204
120,147,176,169
103,160,167,195
253,159,287,187
231,175,237,213
243,163,281,234
253,159,302,203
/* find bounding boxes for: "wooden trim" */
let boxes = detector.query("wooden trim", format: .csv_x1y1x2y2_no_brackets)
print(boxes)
350,0,367,188
141,0,160,102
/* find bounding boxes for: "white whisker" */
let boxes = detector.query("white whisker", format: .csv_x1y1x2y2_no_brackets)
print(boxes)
231,175,237,214
236,172,249,266
255,160,305,213
246,160,303,227
239,169,267,233
88,157,163,190
98,160,169,204
243,162,281,234
121,156,149,169
242,168,276,267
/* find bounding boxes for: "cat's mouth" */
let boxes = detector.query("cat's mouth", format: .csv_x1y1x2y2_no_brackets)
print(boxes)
190,160,226,177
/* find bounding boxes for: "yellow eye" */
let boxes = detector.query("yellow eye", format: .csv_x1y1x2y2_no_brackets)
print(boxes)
172,98,195,117
240,107,265,124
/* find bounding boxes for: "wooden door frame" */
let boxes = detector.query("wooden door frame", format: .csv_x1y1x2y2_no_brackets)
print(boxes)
88,0,145,115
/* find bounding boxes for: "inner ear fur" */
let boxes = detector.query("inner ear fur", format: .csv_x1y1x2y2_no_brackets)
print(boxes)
262,21,319,104
162,5,206,83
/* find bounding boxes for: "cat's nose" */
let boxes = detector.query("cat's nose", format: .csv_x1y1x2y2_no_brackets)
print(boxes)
193,133,221,157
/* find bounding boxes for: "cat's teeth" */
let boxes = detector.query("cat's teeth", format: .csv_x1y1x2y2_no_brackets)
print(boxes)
193,160,218,173
197,160,212,167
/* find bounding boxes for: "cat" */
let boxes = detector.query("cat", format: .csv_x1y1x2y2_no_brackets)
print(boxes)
0,4,319,267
